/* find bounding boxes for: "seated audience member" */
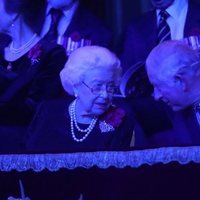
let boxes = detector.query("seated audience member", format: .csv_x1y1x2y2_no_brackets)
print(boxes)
42,0,111,55
25,45,147,200
119,0,200,143
0,0,66,153
146,40,200,144
121,0,200,71
26,45,144,153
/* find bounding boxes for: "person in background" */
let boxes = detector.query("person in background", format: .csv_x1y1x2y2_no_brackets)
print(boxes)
146,40,200,145
0,0,67,154
118,0,200,143
42,0,111,56
121,0,200,71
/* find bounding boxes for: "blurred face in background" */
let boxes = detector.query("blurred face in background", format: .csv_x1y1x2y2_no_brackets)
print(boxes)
151,0,175,9
0,1,16,33
47,0,75,10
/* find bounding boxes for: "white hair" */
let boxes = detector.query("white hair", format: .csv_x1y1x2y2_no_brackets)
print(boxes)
60,46,122,95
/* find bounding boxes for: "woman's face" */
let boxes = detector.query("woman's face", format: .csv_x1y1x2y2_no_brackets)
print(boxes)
0,1,16,33
75,68,117,117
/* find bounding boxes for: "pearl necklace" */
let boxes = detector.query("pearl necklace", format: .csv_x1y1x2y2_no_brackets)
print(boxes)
9,33,38,54
5,33,40,62
69,99,98,142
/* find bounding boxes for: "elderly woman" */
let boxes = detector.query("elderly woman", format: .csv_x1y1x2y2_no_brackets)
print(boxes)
25,46,146,200
26,46,136,153
0,0,66,153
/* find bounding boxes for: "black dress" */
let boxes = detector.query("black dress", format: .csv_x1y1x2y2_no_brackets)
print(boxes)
24,95,150,200
0,39,66,153
26,96,134,153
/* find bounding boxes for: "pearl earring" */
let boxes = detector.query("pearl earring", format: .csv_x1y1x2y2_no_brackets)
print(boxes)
11,14,19,28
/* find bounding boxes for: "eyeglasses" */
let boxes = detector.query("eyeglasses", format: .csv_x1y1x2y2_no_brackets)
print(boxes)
82,81,117,96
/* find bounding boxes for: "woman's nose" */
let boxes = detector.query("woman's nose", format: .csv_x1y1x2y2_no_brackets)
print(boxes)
100,89,109,98
99,85,112,98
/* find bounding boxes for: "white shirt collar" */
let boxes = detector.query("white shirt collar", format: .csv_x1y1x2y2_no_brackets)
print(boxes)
62,1,79,19
167,0,188,20
46,0,79,16
46,3,52,15
57,1,79,36
156,0,188,20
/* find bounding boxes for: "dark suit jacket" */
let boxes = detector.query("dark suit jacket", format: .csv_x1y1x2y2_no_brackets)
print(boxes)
148,108,200,147
45,5,111,48
121,0,200,71
26,96,136,153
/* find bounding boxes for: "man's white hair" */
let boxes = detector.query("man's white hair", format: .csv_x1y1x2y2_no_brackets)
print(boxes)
146,40,200,78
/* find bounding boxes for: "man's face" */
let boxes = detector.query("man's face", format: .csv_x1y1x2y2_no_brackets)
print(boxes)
47,0,74,10
147,66,188,111
151,0,175,9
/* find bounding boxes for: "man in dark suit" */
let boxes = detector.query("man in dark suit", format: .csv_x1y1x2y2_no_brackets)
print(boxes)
146,40,200,145
118,0,200,146
121,0,200,71
42,0,111,55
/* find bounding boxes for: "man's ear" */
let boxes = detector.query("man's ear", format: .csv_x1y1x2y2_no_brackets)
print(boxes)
173,74,186,90
174,67,190,92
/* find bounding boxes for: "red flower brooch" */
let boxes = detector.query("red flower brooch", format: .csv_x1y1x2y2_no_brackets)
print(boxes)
27,43,42,65
99,106,126,133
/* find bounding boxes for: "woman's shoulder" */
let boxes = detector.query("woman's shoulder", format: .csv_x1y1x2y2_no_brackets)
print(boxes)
30,38,67,70
26,38,66,64
37,95,74,114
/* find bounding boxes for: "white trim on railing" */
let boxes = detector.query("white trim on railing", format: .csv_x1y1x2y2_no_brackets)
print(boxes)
0,146,199,172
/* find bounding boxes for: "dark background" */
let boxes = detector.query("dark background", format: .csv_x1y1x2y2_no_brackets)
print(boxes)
80,0,200,51
80,0,152,50
1,162,200,200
